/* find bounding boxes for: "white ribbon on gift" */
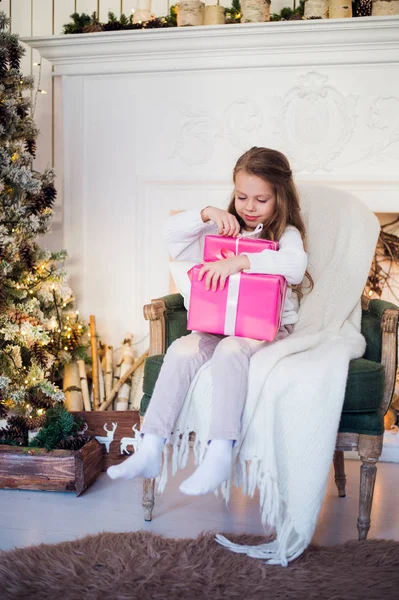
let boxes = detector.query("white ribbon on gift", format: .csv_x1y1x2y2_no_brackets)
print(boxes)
223,223,264,335
237,223,263,239
224,272,241,336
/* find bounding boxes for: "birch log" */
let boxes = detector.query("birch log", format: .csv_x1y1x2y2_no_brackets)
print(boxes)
177,1,205,26
129,361,145,411
241,0,271,22
105,346,113,397
304,0,329,18
98,351,149,411
372,0,399,13
89,315,100,410
99,357,105,405
63,362,83,411
204,5,226,24
77,359,91,411
104,345,114,411
328,0,352,18
116,336,135,411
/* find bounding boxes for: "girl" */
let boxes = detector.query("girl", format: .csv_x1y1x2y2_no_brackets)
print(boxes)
107,147,309,495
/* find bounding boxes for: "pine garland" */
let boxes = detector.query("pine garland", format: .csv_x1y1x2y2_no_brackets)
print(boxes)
62,2,374,33
63,10,178,34
62,3,310,32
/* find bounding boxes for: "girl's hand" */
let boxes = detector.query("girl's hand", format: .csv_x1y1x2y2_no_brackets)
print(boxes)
201,206,240,237
198,256,250,291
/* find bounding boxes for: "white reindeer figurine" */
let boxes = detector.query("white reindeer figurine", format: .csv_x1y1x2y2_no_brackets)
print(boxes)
95,422,117,453
120,424,141,455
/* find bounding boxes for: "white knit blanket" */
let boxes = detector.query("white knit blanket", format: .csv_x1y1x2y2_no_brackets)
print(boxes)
158,185,379,566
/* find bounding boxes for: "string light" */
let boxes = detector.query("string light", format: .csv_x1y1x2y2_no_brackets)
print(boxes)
33,62,41,66
38,89,47,94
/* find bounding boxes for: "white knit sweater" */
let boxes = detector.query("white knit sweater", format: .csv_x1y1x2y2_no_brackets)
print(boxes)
164,209,308,326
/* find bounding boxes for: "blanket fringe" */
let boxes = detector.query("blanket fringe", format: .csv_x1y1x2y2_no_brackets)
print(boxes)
156,444,169,494
156,432,309,566
215,517,307,567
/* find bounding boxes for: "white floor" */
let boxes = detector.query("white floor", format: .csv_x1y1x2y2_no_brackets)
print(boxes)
1,455,399,553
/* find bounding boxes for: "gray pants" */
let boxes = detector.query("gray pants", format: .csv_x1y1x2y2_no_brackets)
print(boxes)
141,327,292,442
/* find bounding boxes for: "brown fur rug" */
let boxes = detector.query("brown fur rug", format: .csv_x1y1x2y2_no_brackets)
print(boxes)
1,531,399,600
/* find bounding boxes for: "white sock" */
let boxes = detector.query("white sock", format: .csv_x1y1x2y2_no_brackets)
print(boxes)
107,433,165,480
179,439,233,496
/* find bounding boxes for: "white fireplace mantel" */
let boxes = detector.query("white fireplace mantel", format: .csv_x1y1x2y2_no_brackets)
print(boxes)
24,16,399,75
24,17,399,349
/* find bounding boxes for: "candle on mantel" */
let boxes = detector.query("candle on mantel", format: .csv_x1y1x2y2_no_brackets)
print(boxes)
177,0,205,26
304,0,328,18
240,0,271,22
328,0,352,18
133,0,152,24
372,0,399,14
204,3,226,25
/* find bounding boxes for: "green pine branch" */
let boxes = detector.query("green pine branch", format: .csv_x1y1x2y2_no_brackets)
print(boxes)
29,404,83,451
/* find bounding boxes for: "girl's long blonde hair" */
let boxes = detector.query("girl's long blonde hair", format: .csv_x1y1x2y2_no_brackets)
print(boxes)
228,147,313,296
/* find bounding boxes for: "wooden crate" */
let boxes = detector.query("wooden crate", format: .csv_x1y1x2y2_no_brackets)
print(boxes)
0,438,103,496
73,410,141,471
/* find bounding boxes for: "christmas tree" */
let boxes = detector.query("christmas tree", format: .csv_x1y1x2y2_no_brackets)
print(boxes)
0,12,89,448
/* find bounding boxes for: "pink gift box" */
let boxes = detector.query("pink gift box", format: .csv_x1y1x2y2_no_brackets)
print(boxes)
203,235,278,262
187,265,287,341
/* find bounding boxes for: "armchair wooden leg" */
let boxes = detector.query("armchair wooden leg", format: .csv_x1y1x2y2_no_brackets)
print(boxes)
358,456,378,540
333,450,346,497
357,435,382,541
143,478,155,522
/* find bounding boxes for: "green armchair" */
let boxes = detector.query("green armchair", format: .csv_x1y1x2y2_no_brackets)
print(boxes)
140,292,399,539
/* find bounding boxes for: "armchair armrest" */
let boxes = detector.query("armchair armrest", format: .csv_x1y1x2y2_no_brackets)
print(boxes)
143,293,188,356
380,305,399,414
362,294,399,414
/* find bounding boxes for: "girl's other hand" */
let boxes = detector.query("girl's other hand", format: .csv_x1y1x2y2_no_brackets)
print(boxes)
201,206,240,237
198,256,249,291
